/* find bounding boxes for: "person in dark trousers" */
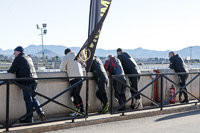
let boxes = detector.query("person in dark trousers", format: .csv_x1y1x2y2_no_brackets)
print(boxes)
7,46,46,123
116,48,143,109
104,54,126,111
169,51,189,103
90,56,109,114
60,48,85,116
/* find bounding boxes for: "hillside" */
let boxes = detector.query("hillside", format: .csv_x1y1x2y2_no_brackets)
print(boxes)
0,45,199,59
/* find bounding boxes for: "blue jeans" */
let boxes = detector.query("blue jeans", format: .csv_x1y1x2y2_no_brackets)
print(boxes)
22,83,43,120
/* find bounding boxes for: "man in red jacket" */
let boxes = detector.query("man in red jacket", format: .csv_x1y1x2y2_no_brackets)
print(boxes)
104,55,126,111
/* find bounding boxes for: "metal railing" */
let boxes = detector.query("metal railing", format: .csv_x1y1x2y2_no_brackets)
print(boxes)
110,72,200,115
0,76,91,132
0,71,200,131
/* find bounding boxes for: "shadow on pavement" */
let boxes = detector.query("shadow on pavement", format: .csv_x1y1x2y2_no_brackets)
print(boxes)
155,110,200,122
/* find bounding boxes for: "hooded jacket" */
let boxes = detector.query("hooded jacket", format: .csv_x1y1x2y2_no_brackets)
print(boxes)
90,56,108,83
169,54,188,75
104,57,125,76
117,52,141,74
60,52,83,80
7,53,37,85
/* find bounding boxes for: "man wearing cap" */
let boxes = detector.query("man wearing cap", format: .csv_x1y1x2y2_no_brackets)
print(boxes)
7,46,46,123
116,48,143,109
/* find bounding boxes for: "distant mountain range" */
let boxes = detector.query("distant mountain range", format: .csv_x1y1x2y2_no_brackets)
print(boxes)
0,45,199,59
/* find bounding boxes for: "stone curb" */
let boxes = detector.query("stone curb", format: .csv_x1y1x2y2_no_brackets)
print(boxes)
3,104,200,133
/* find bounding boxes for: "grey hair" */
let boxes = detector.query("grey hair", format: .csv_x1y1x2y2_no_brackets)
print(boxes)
107,54,114,59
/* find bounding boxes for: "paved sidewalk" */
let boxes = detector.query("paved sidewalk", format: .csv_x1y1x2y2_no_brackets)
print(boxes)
45,109,200,133
1,104,200,133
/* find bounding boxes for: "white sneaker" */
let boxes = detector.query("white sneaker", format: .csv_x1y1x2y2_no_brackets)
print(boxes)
134,99,143,109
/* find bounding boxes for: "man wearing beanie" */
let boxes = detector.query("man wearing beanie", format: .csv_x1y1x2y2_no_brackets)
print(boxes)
7,46,46,123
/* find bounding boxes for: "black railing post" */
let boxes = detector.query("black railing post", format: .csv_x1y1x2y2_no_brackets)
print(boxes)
110,76,113,114
199,72,200,100
85,73,89,119
160,75,163,110
6,81,10,132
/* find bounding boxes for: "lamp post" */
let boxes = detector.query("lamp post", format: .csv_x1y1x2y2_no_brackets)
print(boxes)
36,23,47,65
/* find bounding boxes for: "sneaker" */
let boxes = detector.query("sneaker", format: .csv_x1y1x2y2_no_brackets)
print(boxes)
133,99,143,109
99,103,109,114
70,106,85,117
19,118,33,123
130,99,136,109
39,113,46,121
70,112,80,117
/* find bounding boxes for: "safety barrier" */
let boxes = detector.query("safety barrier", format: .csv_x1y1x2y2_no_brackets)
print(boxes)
110,72,200,115
0,76,91,132
0,71,200,131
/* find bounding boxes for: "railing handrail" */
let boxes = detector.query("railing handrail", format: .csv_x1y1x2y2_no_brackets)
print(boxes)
110,71,200,78
110,71,200,114
1,71,200,132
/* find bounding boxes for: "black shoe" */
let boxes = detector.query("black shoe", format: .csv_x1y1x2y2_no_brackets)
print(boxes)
39,113,46,121
19,118,33,123
181,99,189,103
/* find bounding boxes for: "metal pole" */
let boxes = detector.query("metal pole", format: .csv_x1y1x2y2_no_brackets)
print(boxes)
160,75,163,110
41,28,45,64
198,73,200,105
85,72,89,118
6,81,10,132
190,46,192,64
110,76,113,114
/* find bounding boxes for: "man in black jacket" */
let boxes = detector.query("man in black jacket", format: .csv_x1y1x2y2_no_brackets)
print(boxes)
90,56,109,114
116,48,143,109
169,51,189,103
7,46,46,123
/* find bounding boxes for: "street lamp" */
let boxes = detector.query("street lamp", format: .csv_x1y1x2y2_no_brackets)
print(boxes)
36,23,47,65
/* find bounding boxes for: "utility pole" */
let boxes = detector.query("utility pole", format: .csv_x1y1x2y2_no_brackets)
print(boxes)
36,23,47,67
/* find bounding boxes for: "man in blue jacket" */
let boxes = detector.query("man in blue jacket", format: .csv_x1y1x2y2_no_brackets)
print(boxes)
8,46,46,123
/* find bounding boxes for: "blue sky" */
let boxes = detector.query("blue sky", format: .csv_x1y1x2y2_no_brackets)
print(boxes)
0,0,200,51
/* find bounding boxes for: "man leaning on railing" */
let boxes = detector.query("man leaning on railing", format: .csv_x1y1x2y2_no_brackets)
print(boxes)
60,48,85,117
168,51,189,103
104,54,127,111
117,48,143,109
7,46,46,123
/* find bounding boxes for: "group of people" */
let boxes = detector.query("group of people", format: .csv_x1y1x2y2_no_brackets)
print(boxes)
7,46,189,123
59,48,143,116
